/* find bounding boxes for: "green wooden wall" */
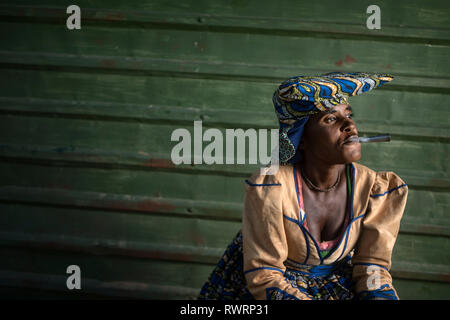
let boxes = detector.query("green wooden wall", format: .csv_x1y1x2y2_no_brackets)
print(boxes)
0,0,449,299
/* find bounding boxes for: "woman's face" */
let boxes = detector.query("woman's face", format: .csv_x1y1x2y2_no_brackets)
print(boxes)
301,103,361,165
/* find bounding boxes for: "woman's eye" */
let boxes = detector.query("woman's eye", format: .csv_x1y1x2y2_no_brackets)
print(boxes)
324,114,353,123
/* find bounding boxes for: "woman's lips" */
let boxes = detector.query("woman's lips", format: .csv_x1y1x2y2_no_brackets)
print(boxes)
343,135,360,145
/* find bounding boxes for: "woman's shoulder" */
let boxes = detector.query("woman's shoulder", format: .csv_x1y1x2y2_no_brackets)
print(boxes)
353,162,408,197
245,164,293,187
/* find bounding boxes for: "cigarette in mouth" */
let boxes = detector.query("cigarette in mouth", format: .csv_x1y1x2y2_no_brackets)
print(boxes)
358,134,391,143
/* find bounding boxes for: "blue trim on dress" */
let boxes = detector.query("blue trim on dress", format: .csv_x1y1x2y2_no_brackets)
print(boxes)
290,166,309,262
285,264,337,278
333,213,365,262
243,266,284,275
322,163,355,261
293,166,302,219
353,262,390,272
283,214,301,226
290,166,325,264
245,179,282,187
370,184,407,198
293,166,306,224
302,225,325,265
350,163,355,220
283,214,325,265
327,164,354,262
300,227,310,264
356,284,398,300
328,163,360,262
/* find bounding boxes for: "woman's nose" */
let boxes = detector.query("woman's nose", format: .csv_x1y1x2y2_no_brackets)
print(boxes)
342,119,357,133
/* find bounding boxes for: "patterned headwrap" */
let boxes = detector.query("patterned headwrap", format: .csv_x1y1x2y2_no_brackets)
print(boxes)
273,72,394,164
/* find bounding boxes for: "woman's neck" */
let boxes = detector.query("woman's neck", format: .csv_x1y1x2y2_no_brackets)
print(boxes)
300,159,345,191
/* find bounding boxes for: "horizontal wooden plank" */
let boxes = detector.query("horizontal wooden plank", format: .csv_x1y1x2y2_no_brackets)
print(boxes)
0,147,449,208
0,147,448,203
0,270,199,299
0,286,123,299
0,141,440,188
0,228,448,284
0,160,249,203
0,67,448,130
0,186,448,237
0,186,243,222
0,203,241,251
0,118,448,189
1,54,448,92
0,230,223,265
0,245,448,299
0,94,449,139
394,278,450,300
0,203,448,268
392,233,450,268
0,20,449,82
391,261,450,283
0,270,448,300
1,0,449,42
0,245,212,293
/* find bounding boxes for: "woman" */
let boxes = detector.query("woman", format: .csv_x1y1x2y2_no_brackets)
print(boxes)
198,72,408,300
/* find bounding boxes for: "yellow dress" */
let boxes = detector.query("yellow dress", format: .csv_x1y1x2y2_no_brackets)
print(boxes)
199,162,408,300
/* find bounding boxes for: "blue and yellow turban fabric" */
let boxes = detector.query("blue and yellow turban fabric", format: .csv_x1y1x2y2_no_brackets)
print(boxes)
273,72,394,164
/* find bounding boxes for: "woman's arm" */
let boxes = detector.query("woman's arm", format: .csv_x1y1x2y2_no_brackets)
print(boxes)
352,171,408,300
242,174,312,300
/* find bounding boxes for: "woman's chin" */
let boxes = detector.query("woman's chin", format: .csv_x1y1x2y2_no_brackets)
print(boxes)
343,148,361,163
348,151,362,163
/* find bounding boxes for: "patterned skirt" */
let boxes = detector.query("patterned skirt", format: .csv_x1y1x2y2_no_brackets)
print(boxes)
198,230,355,300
